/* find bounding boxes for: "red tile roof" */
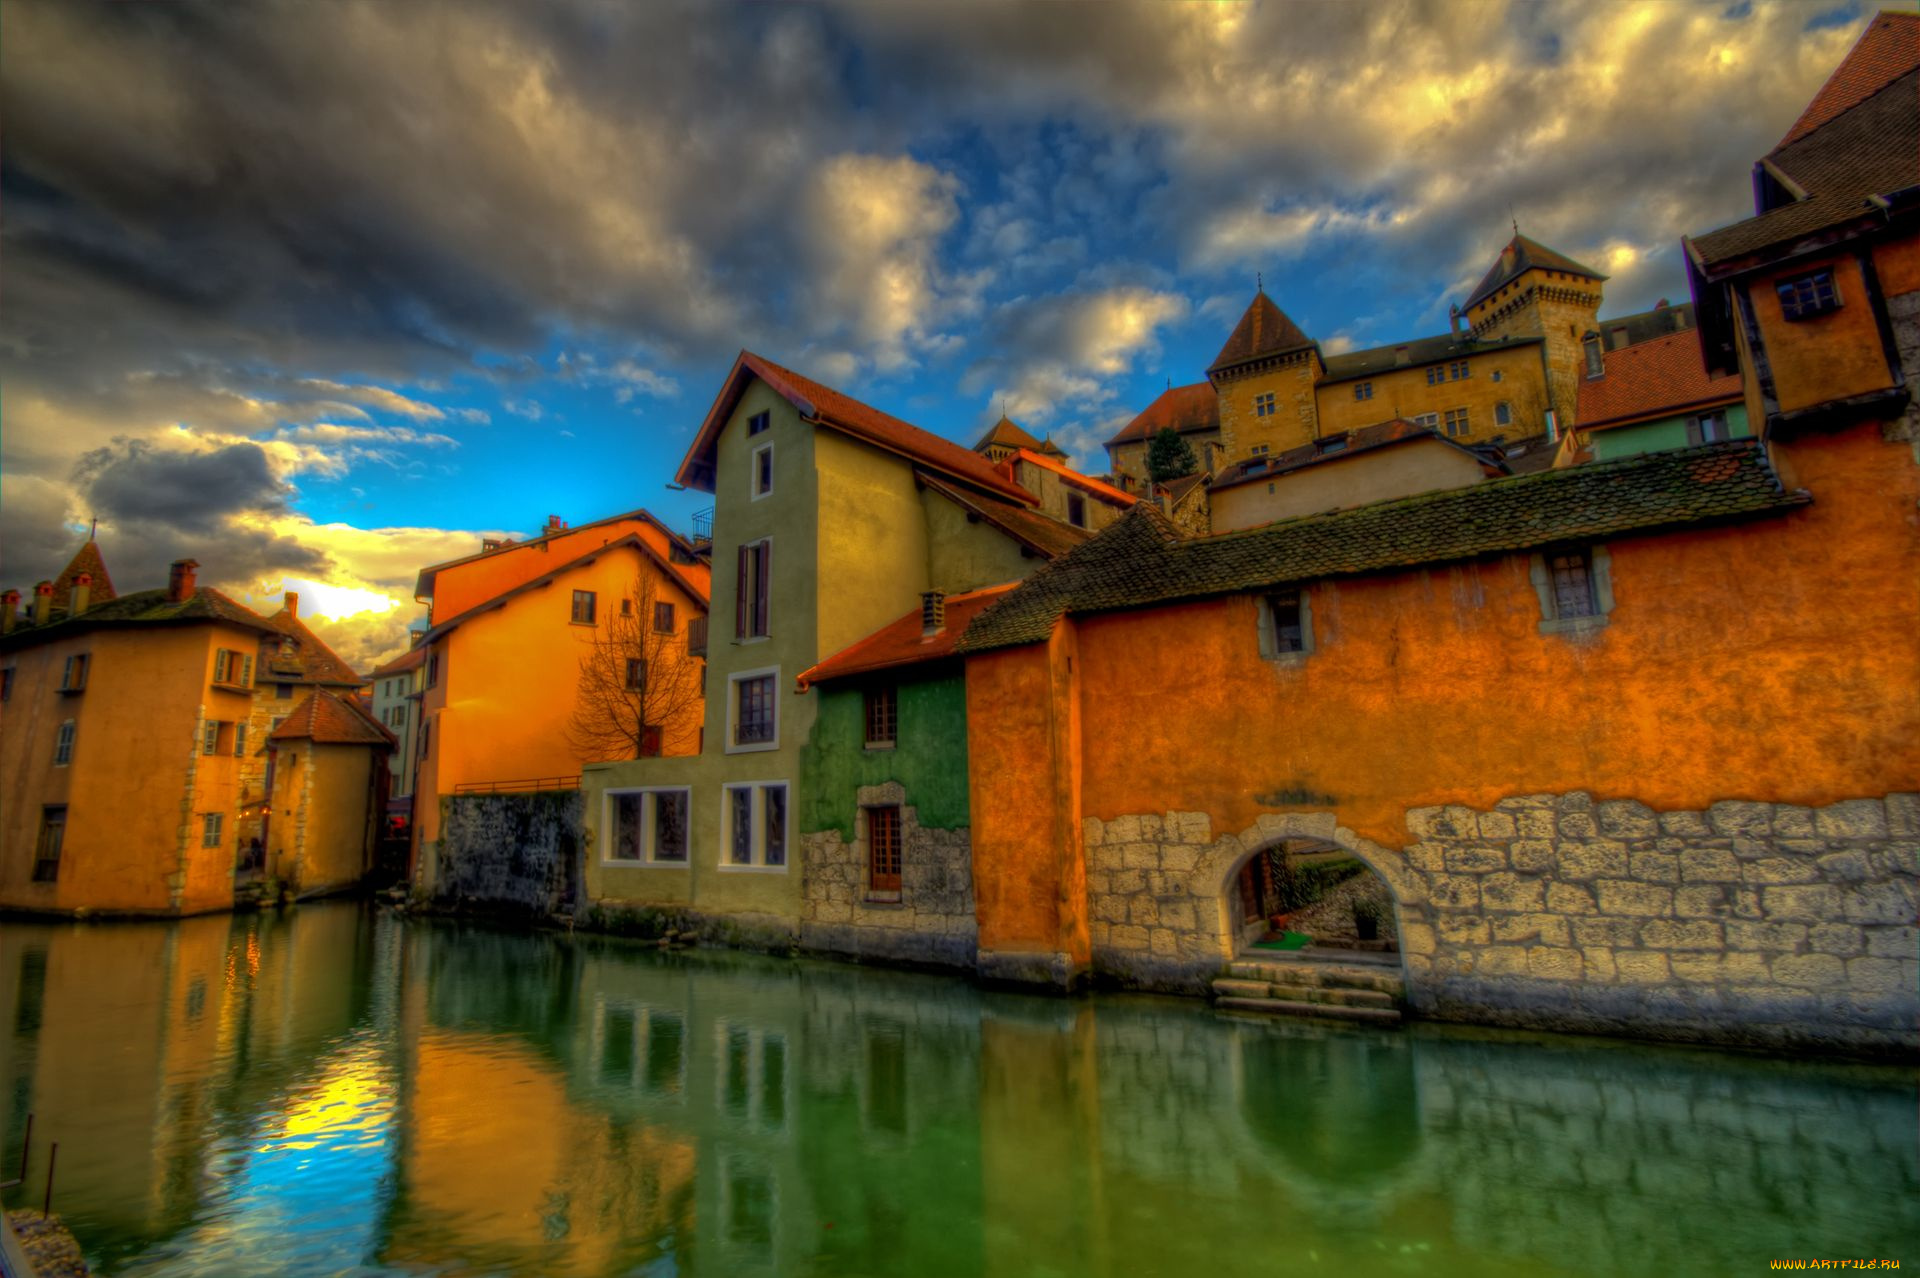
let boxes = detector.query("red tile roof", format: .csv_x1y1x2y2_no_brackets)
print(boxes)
1209,292,1315,376
261,605,364,687
677,352,1035,505
52,540,116,604
368,645,427,679
1780,10,1920,147
972,415,1045,453
1106,381,1221,447
1575,330,1744,432
797,583,1021,688
917,473,1096,560
1002,448,1137,507
415,508,704,602
268,688,396,747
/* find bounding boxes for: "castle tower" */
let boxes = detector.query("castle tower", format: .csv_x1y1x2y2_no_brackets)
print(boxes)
972,414,1045,464
1207,290,1324,460
1462,234,1606,437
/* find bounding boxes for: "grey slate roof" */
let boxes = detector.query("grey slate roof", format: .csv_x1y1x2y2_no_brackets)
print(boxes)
1464,235,1607,311
1,586,276,651
1320,332,1541,384
955,440,1804,654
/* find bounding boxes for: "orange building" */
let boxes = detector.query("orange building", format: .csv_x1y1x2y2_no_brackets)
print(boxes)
262,689,395,898
410,510,711,888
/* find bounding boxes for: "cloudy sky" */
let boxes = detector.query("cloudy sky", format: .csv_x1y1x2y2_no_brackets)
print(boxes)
0,0,1868,668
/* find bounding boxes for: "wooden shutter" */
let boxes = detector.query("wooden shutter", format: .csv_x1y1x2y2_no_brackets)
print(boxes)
736,544,750,639
754,541,771,637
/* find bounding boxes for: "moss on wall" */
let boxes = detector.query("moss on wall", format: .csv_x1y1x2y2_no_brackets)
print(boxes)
801,671,970,839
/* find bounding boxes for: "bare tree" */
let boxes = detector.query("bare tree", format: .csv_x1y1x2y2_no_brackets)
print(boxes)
566,572,705,762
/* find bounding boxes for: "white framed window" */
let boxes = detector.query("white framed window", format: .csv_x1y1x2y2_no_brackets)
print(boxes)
1688,412,1730,444
1495,401,1513,427
1444,407,1470,438
605,787,691,865
1412,412,1440,430
53,720,76,766
727,666,779,752
751,442,774,500
715,1020,789,1129
720,781,789,871
201,812,224,849
59,653,89,693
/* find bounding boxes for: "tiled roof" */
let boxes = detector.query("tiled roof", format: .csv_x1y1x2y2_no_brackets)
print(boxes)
1576,330,1744,431
1595,301,1697,349
269,688,396,747
1464,235,1606,312
1107,382,1221,446
368,645,427,679
956,440,1804,654
424,532,708,643
1209,292,1315,376
677,352,1035,505
1003,448,1137,507
917,472,1095,560
1158,471,1210,508
1208,419,1504,494
1320,332,1542,384
51,540,116,604
973,415,1044,453
261,606,364,687
798,583,1020,688
1,585,275,650
415,508,703,601
1690,65,1920,271
1779,11,1919,147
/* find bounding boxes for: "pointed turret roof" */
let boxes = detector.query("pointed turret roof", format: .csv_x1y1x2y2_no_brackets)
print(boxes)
1465,234,1606,312
52,538,115,604
972,415,1045,454
1207,291,1315,377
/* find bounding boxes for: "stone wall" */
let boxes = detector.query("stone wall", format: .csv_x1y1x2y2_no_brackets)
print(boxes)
800,781,976,968
1084,793,1919,1052
435,790,582,914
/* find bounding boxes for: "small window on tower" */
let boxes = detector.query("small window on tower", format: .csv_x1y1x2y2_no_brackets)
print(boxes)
1776,269,1841,320
1252,392,1276,418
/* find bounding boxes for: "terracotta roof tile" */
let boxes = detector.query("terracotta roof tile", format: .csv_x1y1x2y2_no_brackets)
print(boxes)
1208,292,1315,376
51,540,115,604
918,472,1096,560
1003,448,1137,507
1576,330,1744,431
798,583,1020,688
261,607,364,687
269,688,396,747
1107,382,1220,447
957,440,1805,654
1465,235,1606,312
368,646,427,679
1780,11,1920,147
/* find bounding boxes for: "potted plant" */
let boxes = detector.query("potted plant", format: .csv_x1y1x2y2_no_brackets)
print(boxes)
1351,895,1384,941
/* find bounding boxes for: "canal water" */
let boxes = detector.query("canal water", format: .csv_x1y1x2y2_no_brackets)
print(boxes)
0,903,1912,1277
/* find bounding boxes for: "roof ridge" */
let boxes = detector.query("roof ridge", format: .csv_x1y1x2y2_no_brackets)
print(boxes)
1776,60,1920,157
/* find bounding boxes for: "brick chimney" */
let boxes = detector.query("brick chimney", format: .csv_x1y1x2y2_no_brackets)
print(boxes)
167,559,199,603
70,572,92,616
545,515,565,534
2,590,19,634
284,590,299,618
33,581,54,625
1449,304,1464,341
921,589,946,637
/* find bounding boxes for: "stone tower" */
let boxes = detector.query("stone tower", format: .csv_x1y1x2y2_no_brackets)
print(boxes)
1207,290,1324,460
1462,234,1606,438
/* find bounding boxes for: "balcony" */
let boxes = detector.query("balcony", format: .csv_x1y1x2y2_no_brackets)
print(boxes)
691,508,713,544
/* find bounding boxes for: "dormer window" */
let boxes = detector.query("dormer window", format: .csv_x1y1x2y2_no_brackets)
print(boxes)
1776,269,1840,321
1067,494,1087,528
1583,333,1604,379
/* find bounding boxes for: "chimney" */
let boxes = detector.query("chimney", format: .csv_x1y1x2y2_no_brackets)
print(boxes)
33,581,54,625
1449,304,1464,341
70,572,92,616
545,515,565,534
2,590,19,634
167,559,199,603
921,590,946,637
284,590,299,618
1394,345,1411,367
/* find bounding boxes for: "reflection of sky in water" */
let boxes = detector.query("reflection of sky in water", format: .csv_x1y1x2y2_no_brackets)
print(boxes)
120,1034,395,1278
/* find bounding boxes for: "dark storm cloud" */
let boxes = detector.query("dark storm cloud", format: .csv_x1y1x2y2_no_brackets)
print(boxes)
74,440,293,535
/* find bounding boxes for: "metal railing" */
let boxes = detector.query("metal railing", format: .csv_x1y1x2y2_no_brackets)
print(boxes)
453,776,581,795
690,508,714,542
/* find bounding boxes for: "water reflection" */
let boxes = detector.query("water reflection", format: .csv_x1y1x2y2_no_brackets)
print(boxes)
1,906,1914,1277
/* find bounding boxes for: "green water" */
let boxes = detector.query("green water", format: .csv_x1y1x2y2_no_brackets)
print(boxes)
1,904,1913,1277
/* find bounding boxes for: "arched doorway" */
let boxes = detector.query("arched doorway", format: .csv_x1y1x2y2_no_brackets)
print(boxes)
1230,840,1399,959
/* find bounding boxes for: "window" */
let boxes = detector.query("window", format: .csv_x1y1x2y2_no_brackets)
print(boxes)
33,808,66,883
867,805,902,893
1426,366,1444,386
59,653,88,693
1495,401,1513,427
1450,360,1470,380
653,601,675,634
620,598,633,617
1250,444,1270,457
730,670,777,749
1583,333,1604,379
626,658,647,692
1067,494,1086,528
1688,412,1731,445
277,682,294,699
53,720,76,767
1257,591,1314,662
1491,370,1504,383
864,686,897,748
1531,546,1614,635
1776,269,1840,320
571,590,597,625
735,540,771,640
751,443,774,499
1412,412,1440,430
213,649,253,688
424,655,438,691
234,723,248,758
1354,382,1373,401
722,782,789,869
202,720,222,755
201,813,224,849
747,410,771,436
607,788,691,864
1252,392,1276,417
1444,408,1470,438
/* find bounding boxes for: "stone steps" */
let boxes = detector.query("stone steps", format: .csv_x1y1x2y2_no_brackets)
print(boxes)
1214,952,1407,1024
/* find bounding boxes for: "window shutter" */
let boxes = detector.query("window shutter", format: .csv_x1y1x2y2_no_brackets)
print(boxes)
242,654,253,686
736,544,750,639
755,541,771,636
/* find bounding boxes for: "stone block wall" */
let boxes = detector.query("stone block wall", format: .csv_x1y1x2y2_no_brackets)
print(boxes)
800,781,976,969
1084,793,1919,1052
435,790,582,914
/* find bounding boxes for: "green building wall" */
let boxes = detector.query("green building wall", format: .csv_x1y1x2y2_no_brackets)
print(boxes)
800,670,971,840
1589,402,1750,461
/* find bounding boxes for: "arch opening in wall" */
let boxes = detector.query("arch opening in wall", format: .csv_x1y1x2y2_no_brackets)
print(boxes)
1222,836,1401,962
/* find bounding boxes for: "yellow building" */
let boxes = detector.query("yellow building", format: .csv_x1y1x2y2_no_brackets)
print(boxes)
262,688,394,898
409,511,712,889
